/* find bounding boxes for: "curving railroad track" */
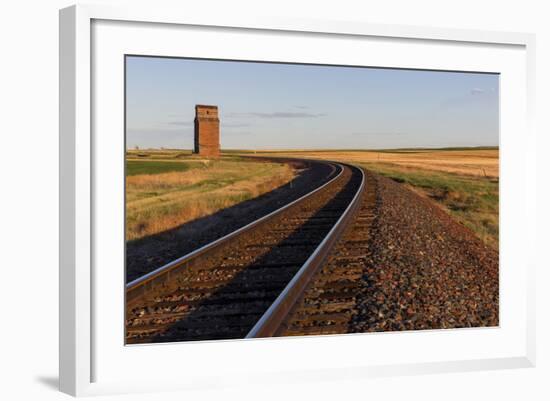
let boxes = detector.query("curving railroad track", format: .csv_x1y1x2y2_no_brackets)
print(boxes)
265,170,377,337
126,161,366,344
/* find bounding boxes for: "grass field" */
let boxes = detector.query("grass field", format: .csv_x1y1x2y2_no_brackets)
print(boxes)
360,163,498,249
246,148,499,249
126,148,499,250
126,160,192,176
242,148,498,178
126,151,295,241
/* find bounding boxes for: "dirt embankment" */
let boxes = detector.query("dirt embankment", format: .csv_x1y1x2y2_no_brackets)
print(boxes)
351,171,499,332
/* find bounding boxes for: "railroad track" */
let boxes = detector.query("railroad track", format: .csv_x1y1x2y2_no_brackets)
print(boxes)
126,161,365,343
262,170,377,337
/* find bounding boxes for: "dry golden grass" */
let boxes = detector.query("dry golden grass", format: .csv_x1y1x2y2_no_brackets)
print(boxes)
126,157,295,241
126,148,499,249
246,149,499,178
357,162,499,250
249,148,499,250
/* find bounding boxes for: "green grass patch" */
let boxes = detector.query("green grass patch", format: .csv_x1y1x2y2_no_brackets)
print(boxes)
126,160,192,176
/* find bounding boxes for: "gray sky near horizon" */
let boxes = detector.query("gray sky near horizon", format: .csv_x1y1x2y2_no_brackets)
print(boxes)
126,56,499,150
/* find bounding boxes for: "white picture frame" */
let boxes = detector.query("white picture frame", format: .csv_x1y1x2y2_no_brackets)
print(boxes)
59,3,536,397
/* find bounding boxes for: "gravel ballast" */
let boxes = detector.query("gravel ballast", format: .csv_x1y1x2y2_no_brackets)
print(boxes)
350,170,499,332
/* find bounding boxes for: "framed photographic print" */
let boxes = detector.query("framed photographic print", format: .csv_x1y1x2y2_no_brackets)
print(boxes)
59,4,536,396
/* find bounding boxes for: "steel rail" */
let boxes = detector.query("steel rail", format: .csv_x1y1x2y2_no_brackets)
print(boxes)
245,164,365,338
126,161,342,305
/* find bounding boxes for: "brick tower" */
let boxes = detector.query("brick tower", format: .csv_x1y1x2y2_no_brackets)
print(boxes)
193,105,220,157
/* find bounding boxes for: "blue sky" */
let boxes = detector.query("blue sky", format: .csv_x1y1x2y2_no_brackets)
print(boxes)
126,56,499,150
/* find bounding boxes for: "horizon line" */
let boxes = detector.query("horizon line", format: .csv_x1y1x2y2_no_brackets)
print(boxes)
126,145,499,152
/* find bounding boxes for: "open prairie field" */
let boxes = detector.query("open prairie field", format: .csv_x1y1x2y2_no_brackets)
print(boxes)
247,148,499,249
125,150,295,241
241,147,498,178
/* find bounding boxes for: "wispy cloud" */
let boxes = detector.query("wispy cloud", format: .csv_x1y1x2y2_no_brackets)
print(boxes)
439,87,494,109
166,120,251,128
227,111,326,119
470,88,485,95
225,130,252,136
167,120,193,126
223,122,251,128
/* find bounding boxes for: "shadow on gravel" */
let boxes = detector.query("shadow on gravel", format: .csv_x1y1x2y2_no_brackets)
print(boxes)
145,167,362,343
126,159,336,283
